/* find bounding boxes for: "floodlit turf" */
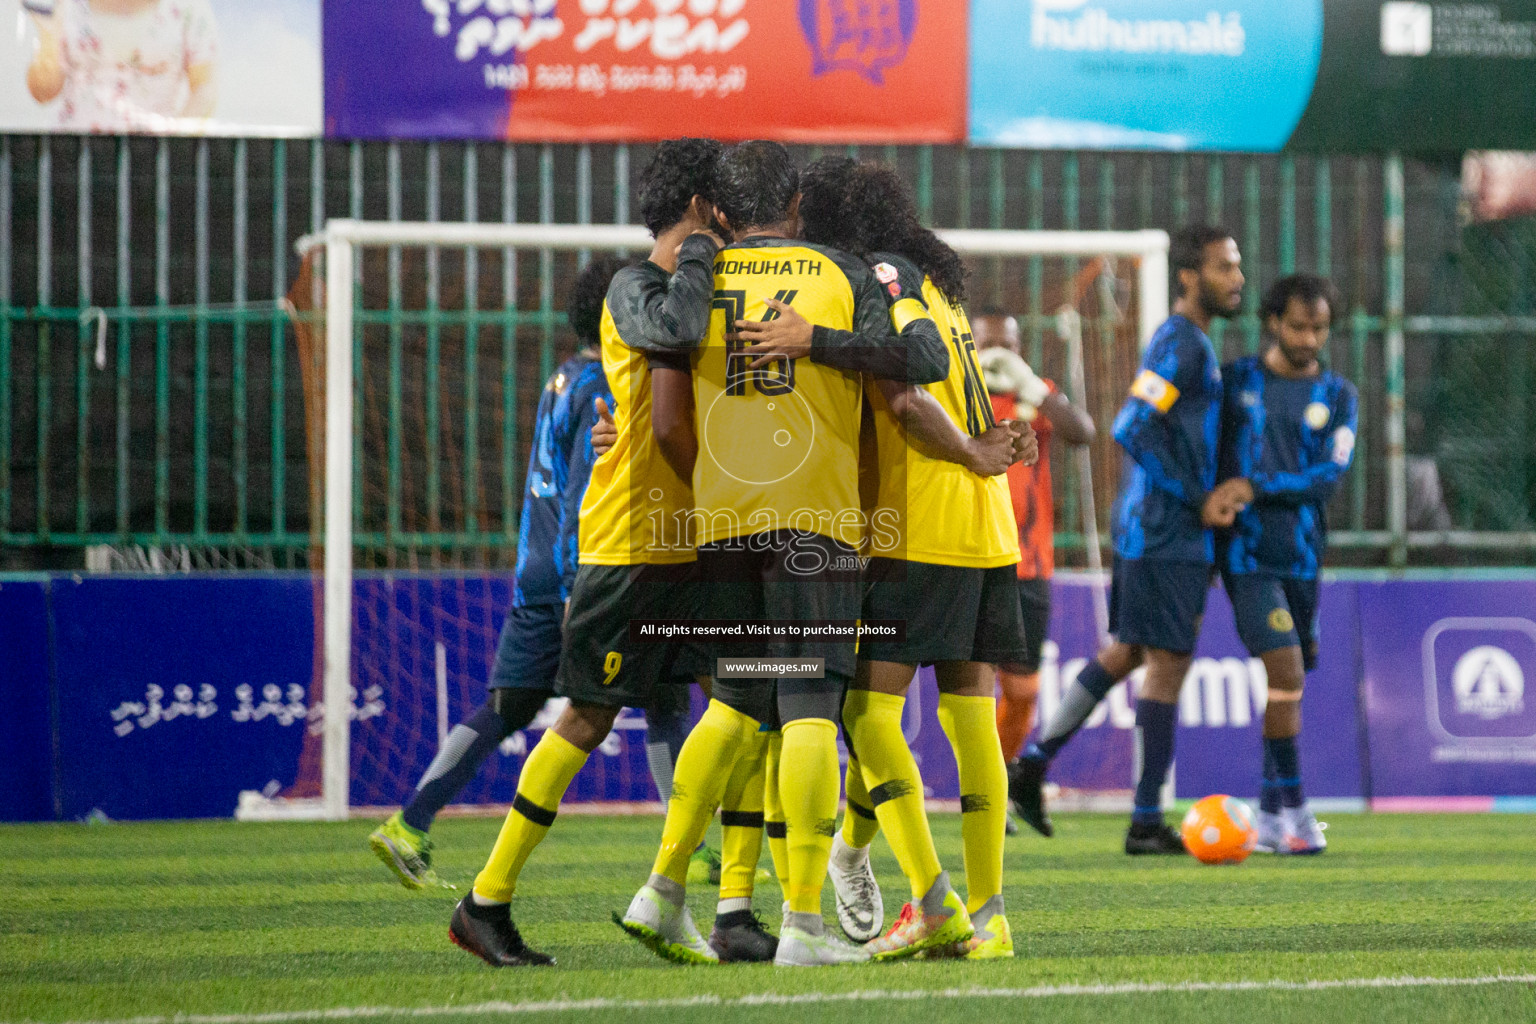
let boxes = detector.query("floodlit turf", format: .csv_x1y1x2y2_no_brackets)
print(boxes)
3,813,1534,1024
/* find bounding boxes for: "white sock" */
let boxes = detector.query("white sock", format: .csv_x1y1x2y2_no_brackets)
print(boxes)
830,832,867,866
716,896,752,916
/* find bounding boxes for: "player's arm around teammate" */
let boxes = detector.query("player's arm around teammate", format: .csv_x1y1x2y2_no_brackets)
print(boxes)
1216,274,1358,855
791,158,1027,960
449,139,726,969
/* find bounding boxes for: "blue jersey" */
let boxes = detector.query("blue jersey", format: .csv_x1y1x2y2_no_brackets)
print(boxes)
512,353,612,607
1219,356,1359,579
1111,315,1223,563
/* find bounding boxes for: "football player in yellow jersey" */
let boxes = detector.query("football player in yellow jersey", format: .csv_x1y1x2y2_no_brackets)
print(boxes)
779,159,1038,960
618,140,951,968
449,138,732,968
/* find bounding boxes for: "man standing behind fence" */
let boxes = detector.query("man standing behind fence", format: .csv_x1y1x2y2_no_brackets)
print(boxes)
1217,274,1358,856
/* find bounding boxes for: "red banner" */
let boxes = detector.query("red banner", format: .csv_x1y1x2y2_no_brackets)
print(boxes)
495,1,963,143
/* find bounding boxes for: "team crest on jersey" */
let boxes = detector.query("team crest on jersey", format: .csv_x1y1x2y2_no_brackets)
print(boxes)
1304,401,1331,430
796,0,918,85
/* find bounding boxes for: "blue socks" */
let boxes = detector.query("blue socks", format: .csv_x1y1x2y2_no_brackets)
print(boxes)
403,700,519,832
1131,699,1178,824
1030,658,1121,762
1263,735,1304,809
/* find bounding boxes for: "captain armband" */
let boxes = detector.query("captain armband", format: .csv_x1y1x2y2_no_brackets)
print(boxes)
1130,369,1179,413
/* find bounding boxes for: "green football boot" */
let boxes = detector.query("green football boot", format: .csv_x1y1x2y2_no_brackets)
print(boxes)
686,844,722,885
369,811,454,891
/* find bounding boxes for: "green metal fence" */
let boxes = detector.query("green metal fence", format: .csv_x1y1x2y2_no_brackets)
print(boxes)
1,136,1532,568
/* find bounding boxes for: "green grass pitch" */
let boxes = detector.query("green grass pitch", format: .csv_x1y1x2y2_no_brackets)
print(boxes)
3,813,1535,1024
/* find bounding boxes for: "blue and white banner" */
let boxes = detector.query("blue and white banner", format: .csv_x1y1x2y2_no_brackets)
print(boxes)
969,0,1323,150
4,573,1534,821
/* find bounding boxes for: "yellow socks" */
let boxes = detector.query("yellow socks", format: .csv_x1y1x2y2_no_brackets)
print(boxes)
938,692,1007,913
718,727,768,902
762,730,789,891
651,699,757,886
472,730,587,902
843,688,941,901
842,755,881,849
779,717,840,914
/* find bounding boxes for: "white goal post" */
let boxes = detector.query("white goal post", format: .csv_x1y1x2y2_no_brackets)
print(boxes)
254,222,1168,821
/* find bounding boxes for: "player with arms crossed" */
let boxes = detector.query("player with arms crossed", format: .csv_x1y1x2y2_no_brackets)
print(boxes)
971,310,1095,823
447,138,724,967
617,141,950,968
1218,274,1357,855
782,157,1034,959
368,255,618,891
1008,225,1251,854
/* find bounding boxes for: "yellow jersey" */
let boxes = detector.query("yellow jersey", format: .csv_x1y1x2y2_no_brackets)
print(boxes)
691,238,897,549
863,253,1018,568
578,261,704,565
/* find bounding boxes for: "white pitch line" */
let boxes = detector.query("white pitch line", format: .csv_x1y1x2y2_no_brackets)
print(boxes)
26,973,1536,1024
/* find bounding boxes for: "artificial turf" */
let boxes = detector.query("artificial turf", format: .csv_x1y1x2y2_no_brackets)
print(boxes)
3,812,1534,1024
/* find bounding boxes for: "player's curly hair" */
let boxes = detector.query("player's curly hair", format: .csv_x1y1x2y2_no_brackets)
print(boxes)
1260,273,1341,325
798,155,858,250
713,141,799,236
810,161,968,305
637,138,724,238
566,254,629,347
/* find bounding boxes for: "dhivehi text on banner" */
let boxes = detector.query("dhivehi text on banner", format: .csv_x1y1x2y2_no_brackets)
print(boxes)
325,0,965,143
2,0,320,136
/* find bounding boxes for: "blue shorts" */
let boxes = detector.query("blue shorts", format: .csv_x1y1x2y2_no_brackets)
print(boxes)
1222,572,1320,671
1108,556,1212,654
488,602,564,692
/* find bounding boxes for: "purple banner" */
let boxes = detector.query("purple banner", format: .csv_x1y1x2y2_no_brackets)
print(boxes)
1174,579,1364,802
11,573,1532,821
1358,580,1536,798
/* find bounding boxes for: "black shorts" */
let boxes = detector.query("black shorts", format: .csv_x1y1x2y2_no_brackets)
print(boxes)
1223,571,1320,671
1003,576,1052,673
698,530,862,727
859,558,1027,666
555,561,700,709
1108,556,1212,654
488,603,564,692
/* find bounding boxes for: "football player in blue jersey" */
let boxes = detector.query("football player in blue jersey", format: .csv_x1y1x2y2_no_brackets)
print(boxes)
1218,273,1357,855
1008,225,1252,855
368,255,620,890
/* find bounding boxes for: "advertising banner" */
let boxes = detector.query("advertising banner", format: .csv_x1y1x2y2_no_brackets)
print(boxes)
15,573,1528,821
1017,576,1365,804
1357,579,1536,798
49,576,319,821
0,580,53,822
2,0,321,136
970,0,1536,152
324,0,965,143
970,0,1324,151
1173,580,1364,801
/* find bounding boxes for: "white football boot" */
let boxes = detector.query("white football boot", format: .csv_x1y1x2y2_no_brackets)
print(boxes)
1281,804,1327,855
827,834,884,943
775,903,872,966
615,884,718,964
1254,809,1286,853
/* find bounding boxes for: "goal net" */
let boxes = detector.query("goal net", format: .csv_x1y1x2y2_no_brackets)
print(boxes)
240,222,1166,820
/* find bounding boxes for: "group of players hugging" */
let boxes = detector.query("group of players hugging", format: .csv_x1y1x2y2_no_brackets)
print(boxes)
367,138,1358,969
